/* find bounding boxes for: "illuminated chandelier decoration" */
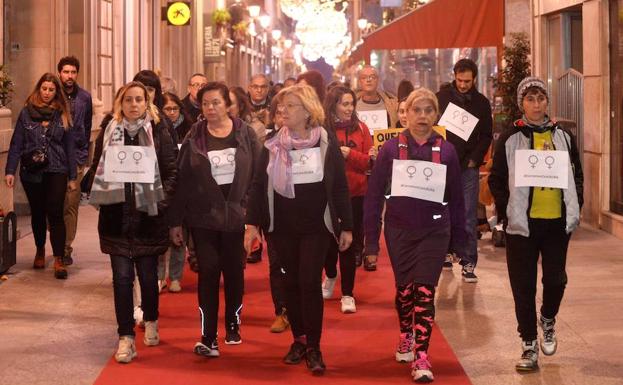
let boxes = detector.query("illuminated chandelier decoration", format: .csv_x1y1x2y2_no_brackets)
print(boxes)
281,0,351,67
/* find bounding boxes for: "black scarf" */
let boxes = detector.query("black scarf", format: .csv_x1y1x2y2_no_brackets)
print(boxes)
27,104,57,122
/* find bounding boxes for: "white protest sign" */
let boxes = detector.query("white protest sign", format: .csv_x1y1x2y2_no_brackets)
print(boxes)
104,145,156,183
514,149,569,189
437,102,479,142
390,160,447,203
208,148,237,185
290,147,323,185
357,109,388,134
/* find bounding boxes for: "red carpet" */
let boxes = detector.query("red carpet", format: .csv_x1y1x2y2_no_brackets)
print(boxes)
94,242,472,385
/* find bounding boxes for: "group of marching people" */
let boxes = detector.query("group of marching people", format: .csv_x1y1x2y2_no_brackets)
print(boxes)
4,55,583,383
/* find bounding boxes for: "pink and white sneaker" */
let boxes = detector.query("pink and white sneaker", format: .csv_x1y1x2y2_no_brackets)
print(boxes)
411,351,434,383
395,332,415,363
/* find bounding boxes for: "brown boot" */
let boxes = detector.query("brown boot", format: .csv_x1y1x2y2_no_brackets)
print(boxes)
33,247,45,269
53,256,68,279
270,311,290,333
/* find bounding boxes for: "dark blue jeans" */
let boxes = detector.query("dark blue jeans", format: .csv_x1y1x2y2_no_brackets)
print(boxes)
110,254,159,337
460,167,479,266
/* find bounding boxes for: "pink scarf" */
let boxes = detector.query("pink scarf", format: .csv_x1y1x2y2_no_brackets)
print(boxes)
264,125,322,198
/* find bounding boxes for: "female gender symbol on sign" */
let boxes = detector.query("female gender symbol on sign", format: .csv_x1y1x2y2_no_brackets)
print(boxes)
226,153,235,166
544,156,555,169
132,151,142,165
423,167,433,181
452,110,469,124
211,156,221,168
528,155,539,168
299,154,309,165
117,151,127,164
406,165,417,178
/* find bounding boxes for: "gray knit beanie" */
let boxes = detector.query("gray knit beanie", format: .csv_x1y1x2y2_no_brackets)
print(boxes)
517,77,548,111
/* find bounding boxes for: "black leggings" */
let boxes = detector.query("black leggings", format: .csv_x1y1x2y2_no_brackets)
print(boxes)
324,196,363,297
22,172,68,256
272,230,331,349
191,228,245,342
506,218,570,341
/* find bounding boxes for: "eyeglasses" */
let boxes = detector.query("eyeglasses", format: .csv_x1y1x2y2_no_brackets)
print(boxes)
282,103,303,111
202,99,223,108
359,75,378,81
250,84,269,90
190,83,207,89
163,107,180,113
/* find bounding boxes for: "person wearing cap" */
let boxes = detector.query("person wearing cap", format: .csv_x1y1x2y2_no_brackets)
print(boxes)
488,76,583,372
436,58,493,282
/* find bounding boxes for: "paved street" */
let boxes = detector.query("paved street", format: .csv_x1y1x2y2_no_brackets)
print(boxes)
0,206,622,385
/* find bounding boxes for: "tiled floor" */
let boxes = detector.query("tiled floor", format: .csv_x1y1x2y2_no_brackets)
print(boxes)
0,206,622,385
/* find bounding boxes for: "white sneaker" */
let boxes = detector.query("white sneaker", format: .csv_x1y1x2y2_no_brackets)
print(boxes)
340,296,356,313
115,336,137,363
322,277,337,299
158,279,167,293
144,320,160,346
168,280,182,293
516,339,539,371
133,306,144,328
539,316,557,356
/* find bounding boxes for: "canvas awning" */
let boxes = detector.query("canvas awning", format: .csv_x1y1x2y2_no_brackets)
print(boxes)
348,0,504,65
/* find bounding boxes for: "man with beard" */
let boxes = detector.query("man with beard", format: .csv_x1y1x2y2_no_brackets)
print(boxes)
57,56,93,267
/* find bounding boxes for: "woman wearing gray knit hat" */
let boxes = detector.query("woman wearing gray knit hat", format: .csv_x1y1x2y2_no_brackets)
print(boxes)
488,76,584,372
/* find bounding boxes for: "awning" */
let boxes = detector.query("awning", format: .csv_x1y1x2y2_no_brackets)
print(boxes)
348,0,504,65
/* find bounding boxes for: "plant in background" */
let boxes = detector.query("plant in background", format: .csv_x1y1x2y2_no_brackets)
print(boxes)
0,65,14,107
232,21,249,43
212,8,231,27
494,32,531,122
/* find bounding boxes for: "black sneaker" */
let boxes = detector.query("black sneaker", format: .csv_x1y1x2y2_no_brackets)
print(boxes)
194,339,219,358
305,348,326,375
283,341,307,364
62,254,74,266
442,254,453,271
225,324,242,345
461,263,478,283
246,248,262,264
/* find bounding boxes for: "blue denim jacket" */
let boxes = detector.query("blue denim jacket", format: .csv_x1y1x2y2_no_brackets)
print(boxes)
5,107,77,180
66,85,93,166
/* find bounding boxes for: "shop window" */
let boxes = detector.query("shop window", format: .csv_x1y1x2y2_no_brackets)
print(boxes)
610,0,623,214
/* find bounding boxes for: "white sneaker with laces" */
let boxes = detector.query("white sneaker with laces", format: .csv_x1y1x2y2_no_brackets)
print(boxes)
340,296,356,313
115,336,138,363
168,280,182,293
411,351,434,383
515,339,539,371
539,316,557,355
322,277,336,299
144,320,160,346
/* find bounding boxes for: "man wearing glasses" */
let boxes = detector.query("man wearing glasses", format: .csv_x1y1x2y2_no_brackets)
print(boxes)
248,74,271,124
355,65,398,130
183,73,208,123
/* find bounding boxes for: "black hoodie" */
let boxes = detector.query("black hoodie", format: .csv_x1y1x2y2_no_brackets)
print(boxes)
436,82,493,169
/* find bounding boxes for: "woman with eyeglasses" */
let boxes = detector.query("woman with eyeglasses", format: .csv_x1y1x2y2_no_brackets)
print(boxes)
364,88,465,383
169,82,261,357
244,84,353,375
88,81,177,363
320,86,374,314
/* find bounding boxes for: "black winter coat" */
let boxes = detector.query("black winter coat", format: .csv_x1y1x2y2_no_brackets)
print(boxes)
90,116,177,257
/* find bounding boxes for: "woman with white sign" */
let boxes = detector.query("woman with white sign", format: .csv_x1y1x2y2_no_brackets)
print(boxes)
88,81,177,363
168,82,261,357
488,77,583,372
363,88,466,383
244,84,353,375
320,86,374,314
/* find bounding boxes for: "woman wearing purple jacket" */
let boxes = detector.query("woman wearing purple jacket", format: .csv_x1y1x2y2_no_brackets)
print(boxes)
363,88,465,383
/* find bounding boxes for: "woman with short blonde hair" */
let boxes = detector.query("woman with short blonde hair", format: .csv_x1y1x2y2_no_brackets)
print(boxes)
244,83,353,375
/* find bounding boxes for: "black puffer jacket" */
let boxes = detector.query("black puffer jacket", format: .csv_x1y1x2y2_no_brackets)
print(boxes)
90,116,177,257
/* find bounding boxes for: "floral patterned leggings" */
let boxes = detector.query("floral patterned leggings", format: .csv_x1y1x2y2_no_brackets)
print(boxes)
395,282,436,352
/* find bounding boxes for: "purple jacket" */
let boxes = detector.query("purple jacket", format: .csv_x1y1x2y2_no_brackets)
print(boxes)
364,131,466,256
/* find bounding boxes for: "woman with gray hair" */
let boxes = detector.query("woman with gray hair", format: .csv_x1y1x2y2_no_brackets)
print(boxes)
364,88,465,383
489,76,583,372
